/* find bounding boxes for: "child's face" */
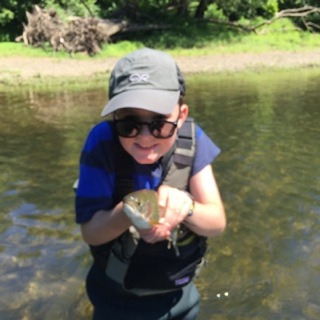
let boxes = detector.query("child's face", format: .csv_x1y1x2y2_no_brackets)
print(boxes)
115,104,188,164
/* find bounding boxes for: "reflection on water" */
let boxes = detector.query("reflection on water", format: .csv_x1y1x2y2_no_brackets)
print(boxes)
1,69,320,319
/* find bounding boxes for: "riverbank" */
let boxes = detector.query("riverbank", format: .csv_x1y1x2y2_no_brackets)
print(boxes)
1,49,320,88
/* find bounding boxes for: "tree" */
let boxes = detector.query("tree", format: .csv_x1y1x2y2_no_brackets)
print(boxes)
1,1,320,42
194,0,209,19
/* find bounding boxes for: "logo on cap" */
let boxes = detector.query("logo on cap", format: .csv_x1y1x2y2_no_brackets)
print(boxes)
129,73,150,82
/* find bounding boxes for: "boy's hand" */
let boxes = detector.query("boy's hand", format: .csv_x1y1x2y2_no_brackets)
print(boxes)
137,224,171,243
157,185,194,230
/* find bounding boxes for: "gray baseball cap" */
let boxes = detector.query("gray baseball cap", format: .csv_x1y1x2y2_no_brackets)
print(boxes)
101,48,185,116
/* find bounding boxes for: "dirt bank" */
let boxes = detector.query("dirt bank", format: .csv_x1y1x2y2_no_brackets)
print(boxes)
1,50,320,83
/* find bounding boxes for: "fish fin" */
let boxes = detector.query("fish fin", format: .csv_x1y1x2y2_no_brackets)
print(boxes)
166,237,180,256
173,244,180,256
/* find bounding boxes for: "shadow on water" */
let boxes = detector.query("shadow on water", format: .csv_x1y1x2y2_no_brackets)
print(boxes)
1,68,320,319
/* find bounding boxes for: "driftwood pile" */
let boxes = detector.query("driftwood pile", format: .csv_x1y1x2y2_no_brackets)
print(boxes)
15,5,127,55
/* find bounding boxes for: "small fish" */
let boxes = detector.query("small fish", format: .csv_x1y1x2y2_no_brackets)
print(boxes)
123,189,180,256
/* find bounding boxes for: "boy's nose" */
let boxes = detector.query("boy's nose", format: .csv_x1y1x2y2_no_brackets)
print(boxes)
139,124,152,136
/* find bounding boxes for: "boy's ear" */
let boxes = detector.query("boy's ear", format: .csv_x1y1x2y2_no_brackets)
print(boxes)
178,103,189,127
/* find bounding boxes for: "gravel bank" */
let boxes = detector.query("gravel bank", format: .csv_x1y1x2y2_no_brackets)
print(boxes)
1,50,320,83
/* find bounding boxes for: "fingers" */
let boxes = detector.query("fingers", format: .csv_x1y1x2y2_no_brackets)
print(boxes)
138,224,170,244
158,185,194,229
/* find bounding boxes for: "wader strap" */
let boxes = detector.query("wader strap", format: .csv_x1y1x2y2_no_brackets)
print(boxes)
175,118,195,165
160,143,175,181
162,118,196,190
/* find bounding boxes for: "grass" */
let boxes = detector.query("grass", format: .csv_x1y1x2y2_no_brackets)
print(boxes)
2,19,320,59
2,31,320,60
2,31,320,61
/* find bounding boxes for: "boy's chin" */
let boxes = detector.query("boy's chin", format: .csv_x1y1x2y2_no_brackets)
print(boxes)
133,155,161,165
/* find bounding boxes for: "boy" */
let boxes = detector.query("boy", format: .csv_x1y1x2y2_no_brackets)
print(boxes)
75,48,226,319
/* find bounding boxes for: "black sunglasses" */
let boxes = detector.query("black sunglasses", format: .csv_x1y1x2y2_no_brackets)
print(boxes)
113,114,180,139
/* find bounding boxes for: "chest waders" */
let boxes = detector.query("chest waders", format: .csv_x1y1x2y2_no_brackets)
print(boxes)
90,118,207,296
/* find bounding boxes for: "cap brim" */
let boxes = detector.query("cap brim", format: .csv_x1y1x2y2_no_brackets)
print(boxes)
101,89,180,116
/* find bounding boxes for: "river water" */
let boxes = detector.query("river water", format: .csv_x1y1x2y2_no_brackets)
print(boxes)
1,68,320,319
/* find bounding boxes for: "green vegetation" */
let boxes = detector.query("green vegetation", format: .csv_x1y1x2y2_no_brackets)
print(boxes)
1,18,320,60
1,0,320,41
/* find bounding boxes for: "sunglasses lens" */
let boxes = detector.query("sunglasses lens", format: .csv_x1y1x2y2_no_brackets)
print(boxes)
114,120,140,137
150,121,175,138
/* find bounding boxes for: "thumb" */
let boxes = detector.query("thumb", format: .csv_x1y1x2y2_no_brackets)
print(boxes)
157,185,169,209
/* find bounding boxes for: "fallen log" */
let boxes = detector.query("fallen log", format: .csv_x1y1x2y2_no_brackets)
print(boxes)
15,5,127,55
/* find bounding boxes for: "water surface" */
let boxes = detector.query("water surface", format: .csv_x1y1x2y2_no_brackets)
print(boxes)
1,68,320,319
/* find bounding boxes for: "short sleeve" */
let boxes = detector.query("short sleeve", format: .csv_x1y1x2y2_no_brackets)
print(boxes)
75,122,116,223
192,126,221,176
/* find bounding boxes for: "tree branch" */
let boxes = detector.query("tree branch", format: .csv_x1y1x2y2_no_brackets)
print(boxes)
202,5,320,33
